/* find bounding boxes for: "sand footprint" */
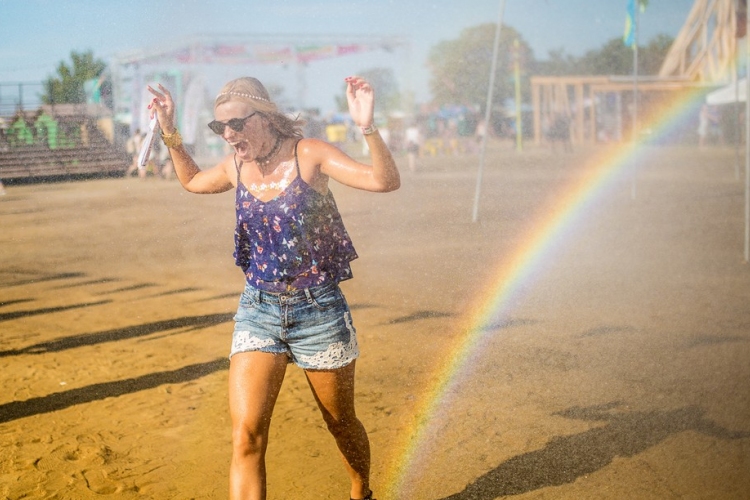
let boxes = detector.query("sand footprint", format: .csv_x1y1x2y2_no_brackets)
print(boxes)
33,443,70,471
82,468,122,494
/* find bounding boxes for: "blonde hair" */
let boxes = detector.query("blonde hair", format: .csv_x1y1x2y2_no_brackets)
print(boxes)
215,77,304,139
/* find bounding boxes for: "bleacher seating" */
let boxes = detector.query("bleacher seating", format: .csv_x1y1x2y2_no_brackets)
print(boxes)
0,115,129,181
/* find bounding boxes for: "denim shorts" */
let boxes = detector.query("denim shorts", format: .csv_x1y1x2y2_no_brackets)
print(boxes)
230,281,359,370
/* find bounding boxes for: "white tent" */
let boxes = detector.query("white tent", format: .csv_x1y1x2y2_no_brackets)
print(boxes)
706,79,746,104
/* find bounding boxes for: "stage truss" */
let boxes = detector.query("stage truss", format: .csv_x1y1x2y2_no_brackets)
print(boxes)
110,33,410,149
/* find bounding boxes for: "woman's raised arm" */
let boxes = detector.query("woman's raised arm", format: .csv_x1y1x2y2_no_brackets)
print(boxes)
316,76,399,192
147,84,234,194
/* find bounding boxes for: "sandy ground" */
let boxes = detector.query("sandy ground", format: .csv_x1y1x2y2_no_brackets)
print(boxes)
0,142,749,499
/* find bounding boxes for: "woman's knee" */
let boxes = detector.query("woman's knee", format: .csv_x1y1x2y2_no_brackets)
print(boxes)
321,410,361,436
232,423,269,456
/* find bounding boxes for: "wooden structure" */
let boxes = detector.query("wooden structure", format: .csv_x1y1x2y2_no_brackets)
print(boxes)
531,76,607,145
530,76,711,144
659,0,740,82
0,109,129,181
531,0,742,145
0,141,128,181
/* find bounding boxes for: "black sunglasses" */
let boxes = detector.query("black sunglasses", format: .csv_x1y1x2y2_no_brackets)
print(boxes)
207,112,257,135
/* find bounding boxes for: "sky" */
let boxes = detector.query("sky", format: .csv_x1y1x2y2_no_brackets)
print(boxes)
0,0,697,114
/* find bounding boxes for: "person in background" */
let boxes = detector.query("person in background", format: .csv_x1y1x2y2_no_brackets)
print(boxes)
156,138,174,180
147,75,399,500
405,122,421,172
698,104,710,149
125,128,143,177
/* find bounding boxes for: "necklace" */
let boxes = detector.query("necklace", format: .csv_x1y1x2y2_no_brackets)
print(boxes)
255,136,284,170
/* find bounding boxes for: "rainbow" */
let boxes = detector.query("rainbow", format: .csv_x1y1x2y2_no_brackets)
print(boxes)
382,85,713,498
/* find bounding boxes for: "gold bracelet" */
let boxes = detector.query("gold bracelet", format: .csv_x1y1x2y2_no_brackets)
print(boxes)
161,129,183,148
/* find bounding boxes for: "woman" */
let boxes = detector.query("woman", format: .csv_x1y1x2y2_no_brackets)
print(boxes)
147,76,398,500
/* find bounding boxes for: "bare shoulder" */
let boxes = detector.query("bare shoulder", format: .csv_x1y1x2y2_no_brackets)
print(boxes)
295,137,340,164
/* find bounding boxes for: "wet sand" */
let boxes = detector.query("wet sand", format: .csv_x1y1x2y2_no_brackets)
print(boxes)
1,143,749,499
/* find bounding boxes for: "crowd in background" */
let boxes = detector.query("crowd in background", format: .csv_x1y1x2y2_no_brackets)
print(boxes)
1,99,729,185
124,127,174,180
298,103,506,172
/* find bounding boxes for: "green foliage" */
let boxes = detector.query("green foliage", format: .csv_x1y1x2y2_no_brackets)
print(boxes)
535,34,674,77
640,33,674,75
42,50,107,104
578,38,636,75
427,23,532,111
534,48,579,77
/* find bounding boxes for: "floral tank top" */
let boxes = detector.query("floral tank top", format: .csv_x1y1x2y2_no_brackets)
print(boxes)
233,141,358,293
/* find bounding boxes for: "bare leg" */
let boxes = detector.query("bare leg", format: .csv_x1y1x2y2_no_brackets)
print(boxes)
229,352,288,500
305,362,371,499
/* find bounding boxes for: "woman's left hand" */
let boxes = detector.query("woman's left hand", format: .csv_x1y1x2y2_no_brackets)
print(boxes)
345,76,375,129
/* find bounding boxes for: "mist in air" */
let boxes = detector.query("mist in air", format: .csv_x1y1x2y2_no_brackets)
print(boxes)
0,1,748,499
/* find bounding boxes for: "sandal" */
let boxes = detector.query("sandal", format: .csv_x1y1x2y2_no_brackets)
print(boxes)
350,490,374,500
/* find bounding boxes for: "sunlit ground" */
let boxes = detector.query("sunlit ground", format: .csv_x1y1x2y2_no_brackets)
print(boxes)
1,140,748,499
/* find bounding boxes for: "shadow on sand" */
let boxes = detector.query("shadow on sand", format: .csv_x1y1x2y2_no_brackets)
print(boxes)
0,300,112,323
440,402,749,499
386,310,454,325
0,313,234,357
0,358,228,424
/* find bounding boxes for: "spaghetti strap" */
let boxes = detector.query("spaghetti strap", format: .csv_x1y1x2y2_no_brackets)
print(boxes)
233,154,242,183
293,139,302,177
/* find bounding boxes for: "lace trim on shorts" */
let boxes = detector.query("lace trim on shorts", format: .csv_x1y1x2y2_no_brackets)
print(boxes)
231,333,277,355
297,312,359,369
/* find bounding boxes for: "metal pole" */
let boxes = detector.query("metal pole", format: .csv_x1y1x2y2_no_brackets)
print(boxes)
745,9,750,263
514,39,523,152
736,56,741,181
472,0,506,223
631,5,639,200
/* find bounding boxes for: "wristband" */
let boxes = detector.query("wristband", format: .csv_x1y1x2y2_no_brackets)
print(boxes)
360,123,378,135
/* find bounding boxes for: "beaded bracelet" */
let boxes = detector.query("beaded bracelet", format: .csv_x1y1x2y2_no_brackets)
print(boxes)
161,129,183,148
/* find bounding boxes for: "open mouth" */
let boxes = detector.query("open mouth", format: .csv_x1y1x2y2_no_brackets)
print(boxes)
229,139,250,157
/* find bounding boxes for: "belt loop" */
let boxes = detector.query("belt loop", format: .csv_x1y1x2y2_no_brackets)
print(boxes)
304,287,313,304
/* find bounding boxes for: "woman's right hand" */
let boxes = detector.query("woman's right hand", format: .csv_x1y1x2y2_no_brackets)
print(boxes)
147,84,177,134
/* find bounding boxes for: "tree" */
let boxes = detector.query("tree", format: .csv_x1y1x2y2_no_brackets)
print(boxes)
577,38,635,75
640,34,674,75
426,23,533,110
42,50,107,105
534,48,579,76
335,67,400,114
535,34,675,77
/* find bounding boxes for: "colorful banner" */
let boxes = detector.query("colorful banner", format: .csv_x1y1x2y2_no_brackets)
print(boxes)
131,42,380,66
295,44,337,63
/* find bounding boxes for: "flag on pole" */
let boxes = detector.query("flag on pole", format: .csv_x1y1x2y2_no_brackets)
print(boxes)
738,0,747,38
624,0,648,47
